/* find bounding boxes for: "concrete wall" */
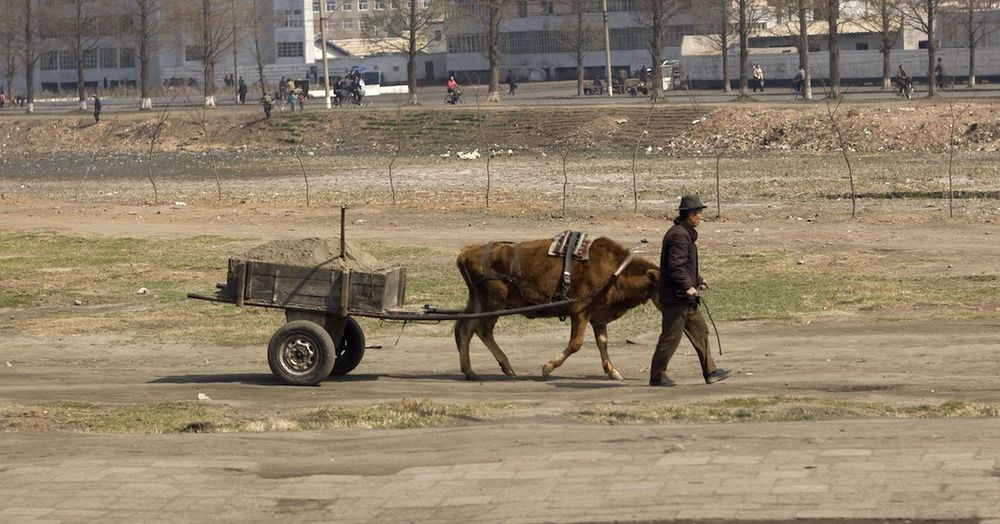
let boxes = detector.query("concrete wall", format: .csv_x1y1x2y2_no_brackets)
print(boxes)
446,47,680,82
682,47,1000,86
318,53,447,84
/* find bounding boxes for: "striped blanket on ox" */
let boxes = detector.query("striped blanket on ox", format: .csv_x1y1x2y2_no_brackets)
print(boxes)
547,230,592,261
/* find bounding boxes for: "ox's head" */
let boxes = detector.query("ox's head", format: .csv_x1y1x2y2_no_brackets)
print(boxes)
644,268,663,312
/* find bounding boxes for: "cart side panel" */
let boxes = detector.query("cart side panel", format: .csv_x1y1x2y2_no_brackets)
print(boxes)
349,267,406,312
243,261,345,310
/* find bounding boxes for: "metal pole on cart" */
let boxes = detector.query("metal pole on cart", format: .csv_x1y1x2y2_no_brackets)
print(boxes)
339,206,346,259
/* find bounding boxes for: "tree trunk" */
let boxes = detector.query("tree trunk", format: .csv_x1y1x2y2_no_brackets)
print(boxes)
798,0,811,100
408,0,419,105
968,44,976,87
828,0,840,98
487,6,502,103
23,0,34,113
576,11,584,96
140,26,152,109
882,44,891,90
738,0,747,95
650,9,663,99
204,60,216,107
77,54,87,110
721,10,730,93
927,0,937,97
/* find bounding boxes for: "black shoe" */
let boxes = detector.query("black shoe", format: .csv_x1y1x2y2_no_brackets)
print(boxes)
705,369,731,384
649,376,677,387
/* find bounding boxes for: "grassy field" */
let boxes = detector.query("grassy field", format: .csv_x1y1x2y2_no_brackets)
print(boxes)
1,230,998,346
2,397,998,434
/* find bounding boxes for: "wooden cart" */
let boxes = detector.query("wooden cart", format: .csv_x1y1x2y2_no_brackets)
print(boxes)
188,258,406,386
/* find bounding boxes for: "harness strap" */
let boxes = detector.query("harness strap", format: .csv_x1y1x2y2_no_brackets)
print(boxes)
511,243,522,279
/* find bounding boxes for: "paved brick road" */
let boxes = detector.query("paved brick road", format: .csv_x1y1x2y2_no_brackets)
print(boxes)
2,418,999,523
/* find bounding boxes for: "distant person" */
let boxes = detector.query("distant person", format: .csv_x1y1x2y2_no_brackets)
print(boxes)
238,76,247,104
896,64,912,97
593,77,603,95
297,88,306,111
278,76,287,102
0,88,6,109
506,71,517,96
261,92,273,119
286,78,297,110
752,63,764,92
793,66,806,94
934,57,946,90
93,95,102,123
447,75,458,96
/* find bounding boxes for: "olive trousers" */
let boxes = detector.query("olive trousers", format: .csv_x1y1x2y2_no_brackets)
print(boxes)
650,303,718,382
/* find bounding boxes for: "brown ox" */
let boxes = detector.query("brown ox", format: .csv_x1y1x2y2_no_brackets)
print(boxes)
454,236,661,380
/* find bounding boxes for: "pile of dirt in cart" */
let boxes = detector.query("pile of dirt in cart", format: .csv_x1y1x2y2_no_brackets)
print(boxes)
237,238,383,272
667,102,1000,153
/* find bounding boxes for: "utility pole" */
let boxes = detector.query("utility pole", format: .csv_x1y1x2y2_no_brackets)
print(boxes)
319,0,332,108
602,0,612,97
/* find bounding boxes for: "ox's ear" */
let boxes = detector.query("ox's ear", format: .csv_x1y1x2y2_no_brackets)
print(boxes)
645,268,660,285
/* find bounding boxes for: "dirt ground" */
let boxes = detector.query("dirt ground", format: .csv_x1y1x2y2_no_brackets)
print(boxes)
2,99,1000,436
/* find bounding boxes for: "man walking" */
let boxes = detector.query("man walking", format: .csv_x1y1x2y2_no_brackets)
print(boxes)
238,76,247,105
650,195,730,387
93,95,102,123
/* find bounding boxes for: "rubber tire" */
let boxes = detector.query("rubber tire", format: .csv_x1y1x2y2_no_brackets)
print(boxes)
268,320,337,386
331,317,366,376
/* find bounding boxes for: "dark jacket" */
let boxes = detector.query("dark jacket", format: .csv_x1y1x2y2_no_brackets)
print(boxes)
658,218,704,305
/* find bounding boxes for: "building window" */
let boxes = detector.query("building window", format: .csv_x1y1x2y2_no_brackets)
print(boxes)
278,9,304,27
375,0,385,9
59,50,75,70
607,0,633,11
358,0,367,10
343,0,352,10
41,51,58,71
119,48,136,68
315,0,336,10
517,0,527,17
185,46,203,62
434,29,442,41
99,48,117,68
540,0,553,14
342,18,355,29
277,41,304,57
83,50,98,69
856,42,868,50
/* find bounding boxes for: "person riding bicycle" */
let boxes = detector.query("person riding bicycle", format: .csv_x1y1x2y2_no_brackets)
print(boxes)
446,76,461,104
896,64,913,95
793,67,806,95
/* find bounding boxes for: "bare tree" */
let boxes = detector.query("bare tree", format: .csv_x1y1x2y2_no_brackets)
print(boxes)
856,0,902,90
957,0,999,87
556,0,600,96
634,0,689,99
15,0,45,112
46,0,104,110
897,0,946,96
695,0,738,92
365,0,448,105
822,85,857,218
248,0,272,92
827,0,841,98
796,0,813,99
173,0,233,107
1,0,19,100
123,0,162,110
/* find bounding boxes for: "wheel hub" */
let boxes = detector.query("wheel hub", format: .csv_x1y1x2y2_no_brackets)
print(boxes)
282,337,317,374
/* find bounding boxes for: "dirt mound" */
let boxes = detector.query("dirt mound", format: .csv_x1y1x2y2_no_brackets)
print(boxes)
237,237,383,272
668,102,1000,153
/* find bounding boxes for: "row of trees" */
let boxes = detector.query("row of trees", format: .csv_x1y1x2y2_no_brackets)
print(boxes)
0,0,283,112
418,0,999,104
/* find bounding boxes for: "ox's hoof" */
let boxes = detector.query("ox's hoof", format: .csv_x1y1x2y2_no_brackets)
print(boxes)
501,368,518,378
608,370,624,381
463,373,479,381
541,364,554,378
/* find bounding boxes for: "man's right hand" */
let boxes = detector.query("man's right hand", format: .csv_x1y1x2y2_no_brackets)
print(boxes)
686,287,698,297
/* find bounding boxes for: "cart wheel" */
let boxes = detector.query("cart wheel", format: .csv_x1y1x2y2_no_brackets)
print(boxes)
331,317,366,376
268,320,337,385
